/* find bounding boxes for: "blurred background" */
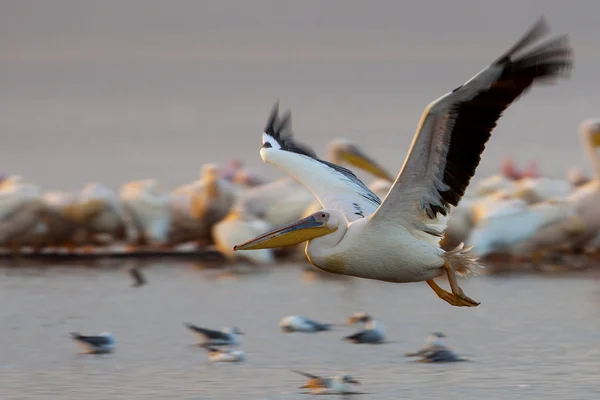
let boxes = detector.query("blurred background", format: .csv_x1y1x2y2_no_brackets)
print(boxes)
1,0,599,189
1,1,600,399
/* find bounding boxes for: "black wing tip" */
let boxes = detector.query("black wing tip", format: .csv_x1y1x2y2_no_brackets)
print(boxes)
262,101,317,158
494,17,573,79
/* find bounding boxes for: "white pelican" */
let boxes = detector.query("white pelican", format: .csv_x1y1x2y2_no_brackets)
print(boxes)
119,179,170,249
234,18,572,307
78,183,127,246
279,315,333,333
465,197,582,259
404,332,468,363
563,119,600,252
293,370,360,395
212,207,275,264
184,323,243,346
344,312,385,344
39,191,82,251
70,332,116,354
168,163,235,246
0,177,49,255
204,347,246,363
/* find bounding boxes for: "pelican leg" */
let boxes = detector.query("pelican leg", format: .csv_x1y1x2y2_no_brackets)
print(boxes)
426,279,464,306
442,261,480,307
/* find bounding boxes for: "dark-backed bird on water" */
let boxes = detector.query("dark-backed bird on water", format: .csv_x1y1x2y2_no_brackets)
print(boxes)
70,332,116,354
405,332,468,363
343,312,386,344
279,315,334,333
184,323,243,346
292,370,360,394
234,17,573,308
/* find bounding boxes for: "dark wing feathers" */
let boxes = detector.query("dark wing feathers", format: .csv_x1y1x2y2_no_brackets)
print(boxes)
184,323,228,340
70,333,110,346
433,27,571,217
264,102,317,158
385,17,572,222
292,370,321,380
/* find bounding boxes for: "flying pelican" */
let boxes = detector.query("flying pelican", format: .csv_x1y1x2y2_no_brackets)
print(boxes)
292,370,360,395
119,179,170,249
234,18,572,307
214,115,393,263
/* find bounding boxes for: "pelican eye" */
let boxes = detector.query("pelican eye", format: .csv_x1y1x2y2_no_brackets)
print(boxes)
262,142,272,149
320,213,326,218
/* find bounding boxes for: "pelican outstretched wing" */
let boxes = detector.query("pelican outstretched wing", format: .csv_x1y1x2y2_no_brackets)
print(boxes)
370,17,572,239
259,102,381,222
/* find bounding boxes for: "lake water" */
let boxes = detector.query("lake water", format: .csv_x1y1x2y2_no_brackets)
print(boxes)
1,262,599,399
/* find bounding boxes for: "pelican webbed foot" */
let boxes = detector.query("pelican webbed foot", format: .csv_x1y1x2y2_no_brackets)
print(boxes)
426,261,480,307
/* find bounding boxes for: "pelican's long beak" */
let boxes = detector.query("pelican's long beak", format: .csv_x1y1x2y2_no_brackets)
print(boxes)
341,146,395,182
233,215,335,251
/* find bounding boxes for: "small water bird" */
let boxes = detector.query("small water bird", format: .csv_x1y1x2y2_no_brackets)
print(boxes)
128,266,147,287
234,17,573,307
292,370,360,395
184,323,243,346
405,332,468,363
279,315,333,333
70,332,116,354
343,312,385,344
204,346,246,362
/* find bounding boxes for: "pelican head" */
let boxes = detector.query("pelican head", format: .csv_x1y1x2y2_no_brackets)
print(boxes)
233,210,341,251
581,119,600,147
327,138,394,181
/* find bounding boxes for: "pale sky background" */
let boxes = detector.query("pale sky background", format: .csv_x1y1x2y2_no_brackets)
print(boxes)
0,0,599,190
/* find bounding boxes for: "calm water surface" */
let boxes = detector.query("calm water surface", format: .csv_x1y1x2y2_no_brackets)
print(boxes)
0,262,599,399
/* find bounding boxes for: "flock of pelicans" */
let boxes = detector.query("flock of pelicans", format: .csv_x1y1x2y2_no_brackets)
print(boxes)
71,313,466,395
2,17,595,307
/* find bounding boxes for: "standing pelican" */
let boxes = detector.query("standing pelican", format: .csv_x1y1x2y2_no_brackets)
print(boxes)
234,18,572,307
78,183,127,246
0,177,49,255
119,179,170,249
564,119,600,252
168,164,235,246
